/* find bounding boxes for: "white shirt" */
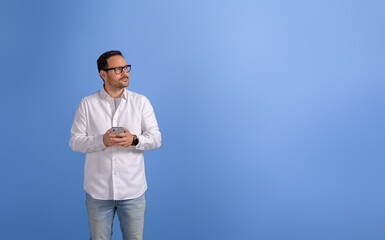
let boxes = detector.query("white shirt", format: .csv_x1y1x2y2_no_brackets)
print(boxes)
69,86,161,200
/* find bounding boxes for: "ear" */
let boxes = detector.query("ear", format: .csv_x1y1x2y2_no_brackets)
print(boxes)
100,70,107,81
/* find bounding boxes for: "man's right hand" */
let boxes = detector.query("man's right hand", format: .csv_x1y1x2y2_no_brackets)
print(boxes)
103,129,115,147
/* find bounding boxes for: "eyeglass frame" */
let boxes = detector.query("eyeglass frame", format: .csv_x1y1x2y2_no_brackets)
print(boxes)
102,64,131,74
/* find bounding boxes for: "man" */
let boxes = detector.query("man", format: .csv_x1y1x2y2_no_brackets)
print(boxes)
69,50,161,240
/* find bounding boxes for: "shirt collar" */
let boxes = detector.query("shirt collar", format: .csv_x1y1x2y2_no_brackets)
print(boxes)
99,85,128,100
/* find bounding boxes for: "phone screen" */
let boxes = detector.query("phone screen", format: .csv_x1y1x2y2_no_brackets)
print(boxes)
112,127,124,134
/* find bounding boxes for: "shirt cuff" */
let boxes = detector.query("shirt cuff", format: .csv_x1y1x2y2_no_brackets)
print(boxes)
96,134,106,150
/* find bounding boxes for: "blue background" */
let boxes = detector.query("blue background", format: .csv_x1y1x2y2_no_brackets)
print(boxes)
1,0,385,239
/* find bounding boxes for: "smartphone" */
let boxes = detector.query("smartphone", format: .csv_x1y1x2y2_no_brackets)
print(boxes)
111,127,124,134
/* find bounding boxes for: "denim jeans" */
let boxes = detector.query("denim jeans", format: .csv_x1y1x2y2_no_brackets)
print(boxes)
86,192,146,240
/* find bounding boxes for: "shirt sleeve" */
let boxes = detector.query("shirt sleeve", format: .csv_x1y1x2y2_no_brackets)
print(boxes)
69,98,106,153
136,96,162,151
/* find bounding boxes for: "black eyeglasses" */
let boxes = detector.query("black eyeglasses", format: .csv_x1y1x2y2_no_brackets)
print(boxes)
103,65,131,74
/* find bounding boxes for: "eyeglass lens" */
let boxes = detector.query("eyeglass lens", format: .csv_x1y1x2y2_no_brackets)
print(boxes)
115,65,131,74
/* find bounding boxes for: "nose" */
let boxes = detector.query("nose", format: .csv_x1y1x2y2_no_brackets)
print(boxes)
122,71,129,78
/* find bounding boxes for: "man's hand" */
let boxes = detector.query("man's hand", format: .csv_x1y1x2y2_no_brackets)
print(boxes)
103,128,134,147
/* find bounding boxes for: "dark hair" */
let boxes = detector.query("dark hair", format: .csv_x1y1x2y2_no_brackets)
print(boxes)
97,50,123,73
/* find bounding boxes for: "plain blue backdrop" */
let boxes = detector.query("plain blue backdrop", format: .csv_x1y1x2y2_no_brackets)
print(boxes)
1,0,385,239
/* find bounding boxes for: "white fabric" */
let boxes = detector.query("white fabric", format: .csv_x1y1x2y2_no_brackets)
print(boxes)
70,85,161,200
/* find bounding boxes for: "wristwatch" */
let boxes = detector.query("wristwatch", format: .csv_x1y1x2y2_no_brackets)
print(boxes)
131,135,139,146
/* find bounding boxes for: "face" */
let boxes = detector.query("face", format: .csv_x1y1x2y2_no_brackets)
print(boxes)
101,55,129,89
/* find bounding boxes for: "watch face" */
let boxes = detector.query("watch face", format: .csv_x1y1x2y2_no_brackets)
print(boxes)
132,135,138,146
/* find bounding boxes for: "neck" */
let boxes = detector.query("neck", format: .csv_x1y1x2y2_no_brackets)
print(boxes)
104,84,124,98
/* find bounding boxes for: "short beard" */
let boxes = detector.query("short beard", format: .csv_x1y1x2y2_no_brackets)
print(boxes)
109,77,129,89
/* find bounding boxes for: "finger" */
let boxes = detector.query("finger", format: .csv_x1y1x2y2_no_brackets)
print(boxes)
124,128,131,133
111,133,123,137
115,133,126,138
110,136,121,141
116,141,129,146
112,137,127,143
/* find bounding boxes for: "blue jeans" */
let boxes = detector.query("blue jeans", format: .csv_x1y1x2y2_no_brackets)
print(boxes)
86,192,146,240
